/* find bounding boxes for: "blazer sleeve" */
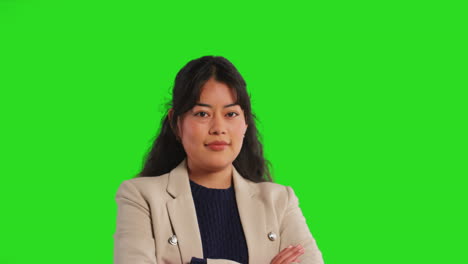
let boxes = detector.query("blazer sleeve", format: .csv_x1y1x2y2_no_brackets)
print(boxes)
279,186,325,264
114,180,157,264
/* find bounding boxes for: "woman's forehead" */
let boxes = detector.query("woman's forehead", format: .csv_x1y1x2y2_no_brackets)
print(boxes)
199,80,236,98
197,85,237,105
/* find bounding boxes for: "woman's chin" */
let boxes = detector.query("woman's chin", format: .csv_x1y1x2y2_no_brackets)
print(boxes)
202,157,233,170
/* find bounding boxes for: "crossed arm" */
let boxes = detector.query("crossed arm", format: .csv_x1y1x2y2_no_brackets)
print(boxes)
277,186,324,264
113,181,324,264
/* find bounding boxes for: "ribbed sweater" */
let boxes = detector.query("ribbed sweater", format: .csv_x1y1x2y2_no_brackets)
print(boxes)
188,178,249,264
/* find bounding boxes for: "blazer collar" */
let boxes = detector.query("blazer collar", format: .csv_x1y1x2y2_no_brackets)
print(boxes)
165,158,267,263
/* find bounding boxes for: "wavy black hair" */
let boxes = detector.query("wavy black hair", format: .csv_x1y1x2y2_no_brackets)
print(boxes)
136,55,273,183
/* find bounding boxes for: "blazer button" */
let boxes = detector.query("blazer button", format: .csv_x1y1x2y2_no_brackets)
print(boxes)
168,235,178,245
268,232,277,241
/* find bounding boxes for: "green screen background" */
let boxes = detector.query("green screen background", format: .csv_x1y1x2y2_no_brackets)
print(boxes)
0,1,466,263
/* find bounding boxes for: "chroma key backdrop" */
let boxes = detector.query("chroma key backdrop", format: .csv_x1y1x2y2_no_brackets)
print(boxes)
0,1,466,264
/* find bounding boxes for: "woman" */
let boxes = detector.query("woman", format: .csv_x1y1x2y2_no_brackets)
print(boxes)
113,56,324,264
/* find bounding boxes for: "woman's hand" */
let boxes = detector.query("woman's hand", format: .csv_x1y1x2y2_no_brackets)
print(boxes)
270,244,305,264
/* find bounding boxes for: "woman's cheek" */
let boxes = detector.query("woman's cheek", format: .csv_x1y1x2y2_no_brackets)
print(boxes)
181,122,202,151
232,128,245,150
184,120,202,137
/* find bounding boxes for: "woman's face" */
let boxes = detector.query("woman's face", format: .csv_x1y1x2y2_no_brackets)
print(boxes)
177,77,248,172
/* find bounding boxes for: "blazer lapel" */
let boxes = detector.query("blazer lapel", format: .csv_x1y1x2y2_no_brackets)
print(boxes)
166,159,204,263
232,164,269,263
166,158,269,264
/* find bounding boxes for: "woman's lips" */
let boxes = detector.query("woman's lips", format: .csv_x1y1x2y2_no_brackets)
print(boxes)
206,144,228,151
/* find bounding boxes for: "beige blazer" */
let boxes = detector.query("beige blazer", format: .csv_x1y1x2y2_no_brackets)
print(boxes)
113,158,324,264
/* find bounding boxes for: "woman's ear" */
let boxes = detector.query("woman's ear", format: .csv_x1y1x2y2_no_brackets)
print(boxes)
176,117,182,139
168,108,179,139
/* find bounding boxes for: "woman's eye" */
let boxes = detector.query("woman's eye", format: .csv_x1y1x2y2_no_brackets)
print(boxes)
194,111,208,117
194,112,239,118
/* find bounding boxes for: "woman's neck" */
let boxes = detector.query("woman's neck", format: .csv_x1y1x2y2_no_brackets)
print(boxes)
186,160,233,189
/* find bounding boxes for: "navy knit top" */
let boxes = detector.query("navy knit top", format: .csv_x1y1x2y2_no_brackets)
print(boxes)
189,178,249,264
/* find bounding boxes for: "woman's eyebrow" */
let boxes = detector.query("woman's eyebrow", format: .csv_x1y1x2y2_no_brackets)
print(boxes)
195,103,239,108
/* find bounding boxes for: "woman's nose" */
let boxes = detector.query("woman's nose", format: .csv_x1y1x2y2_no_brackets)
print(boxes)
209,114,227,135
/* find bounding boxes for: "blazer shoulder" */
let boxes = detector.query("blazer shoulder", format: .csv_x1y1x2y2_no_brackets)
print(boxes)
249,181,292,208
115,173,170,201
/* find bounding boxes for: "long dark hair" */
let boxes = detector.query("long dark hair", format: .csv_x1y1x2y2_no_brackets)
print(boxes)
136,55,273,183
